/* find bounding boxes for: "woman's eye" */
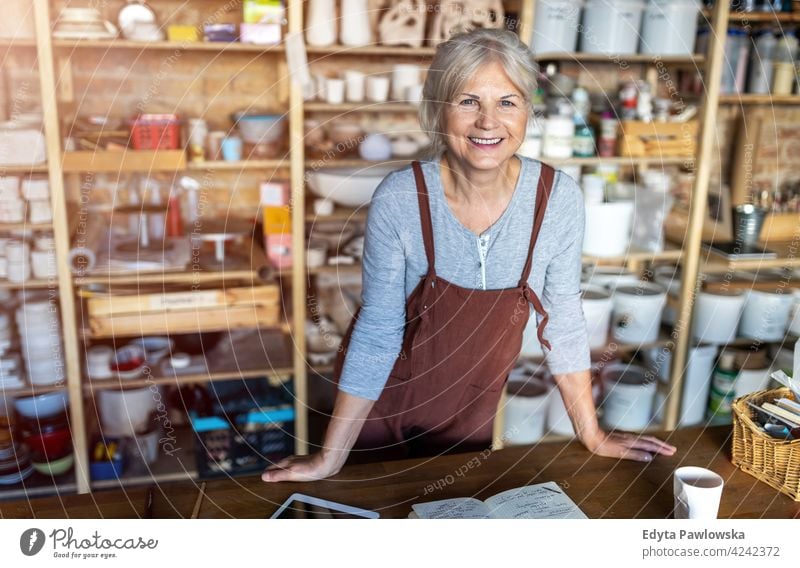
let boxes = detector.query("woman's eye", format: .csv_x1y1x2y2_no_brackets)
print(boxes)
501,100,515,107
459,99,477,106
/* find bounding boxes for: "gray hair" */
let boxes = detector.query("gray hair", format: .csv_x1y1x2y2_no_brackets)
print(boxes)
419,28,537,158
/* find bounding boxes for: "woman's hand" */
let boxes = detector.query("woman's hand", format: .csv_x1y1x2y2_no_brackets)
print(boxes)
582,430,677,463
261,451,342,483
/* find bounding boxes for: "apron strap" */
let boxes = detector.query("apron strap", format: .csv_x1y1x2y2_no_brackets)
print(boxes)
519,162,556,351
519,162,555,286
411,161,436,275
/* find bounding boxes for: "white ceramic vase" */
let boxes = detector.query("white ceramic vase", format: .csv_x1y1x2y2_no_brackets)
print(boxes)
306,0,337,46
339,0,372,46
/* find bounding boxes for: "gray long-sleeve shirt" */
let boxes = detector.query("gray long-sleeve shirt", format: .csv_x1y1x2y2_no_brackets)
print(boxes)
338,155,591,401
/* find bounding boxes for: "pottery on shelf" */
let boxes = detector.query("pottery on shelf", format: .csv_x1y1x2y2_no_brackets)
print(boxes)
340,0,373,46
428,0,505,46
306,0,337,46
379,0,427,47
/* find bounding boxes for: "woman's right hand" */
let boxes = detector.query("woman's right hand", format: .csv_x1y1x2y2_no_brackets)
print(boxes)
261,451,343,483
261,390,375,483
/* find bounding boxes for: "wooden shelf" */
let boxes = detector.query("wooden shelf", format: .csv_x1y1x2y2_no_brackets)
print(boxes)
304,102,419,113
0,164,48,173
700,242,800,273
304,155,692,169
306,44,436,57
0,38,37,48
725,10,800,23
80,321,292,340
584,244,684,265
534,52,704,65
718,94,800,105
0,279,58,290
0,383,68,398
0,471,78,502
75,268,266,287
90,427,197,490
0,222,53,232
544,155,690,167
84,366,293,392
187,159,288,171
52,39,284,54
62,150,186,173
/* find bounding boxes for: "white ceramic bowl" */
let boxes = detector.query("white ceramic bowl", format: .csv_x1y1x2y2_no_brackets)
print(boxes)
233,113,285,144
14,391,69,419
306,165,397,208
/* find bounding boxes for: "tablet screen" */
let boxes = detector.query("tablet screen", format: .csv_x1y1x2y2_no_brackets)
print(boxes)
273,499,371,519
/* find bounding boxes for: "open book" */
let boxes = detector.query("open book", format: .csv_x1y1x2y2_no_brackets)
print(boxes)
409,482,588,519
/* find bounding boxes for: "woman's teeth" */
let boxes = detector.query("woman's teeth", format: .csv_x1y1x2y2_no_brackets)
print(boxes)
469,137,502,146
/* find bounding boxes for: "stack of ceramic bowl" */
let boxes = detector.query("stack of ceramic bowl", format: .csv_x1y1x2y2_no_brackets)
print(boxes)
0,310,24,390
19,410,73,477
0,416,33,485
30,234,57,280
16,300,65,386
5,239,30,283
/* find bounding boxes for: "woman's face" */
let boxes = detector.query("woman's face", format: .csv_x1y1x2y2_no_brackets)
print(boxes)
441,59,528,172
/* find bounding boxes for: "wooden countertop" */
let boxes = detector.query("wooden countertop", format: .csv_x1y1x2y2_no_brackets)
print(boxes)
2,426,799,519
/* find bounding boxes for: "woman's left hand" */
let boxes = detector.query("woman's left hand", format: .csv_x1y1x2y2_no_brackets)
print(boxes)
582,430,677,462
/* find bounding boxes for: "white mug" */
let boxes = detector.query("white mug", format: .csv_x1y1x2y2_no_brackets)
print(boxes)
344,70,366,103
673,466,724,519
391,64,421,101
365,75,390,103
325,78,345,105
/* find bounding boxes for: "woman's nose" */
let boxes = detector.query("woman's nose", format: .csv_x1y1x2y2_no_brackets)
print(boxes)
475,107,500,130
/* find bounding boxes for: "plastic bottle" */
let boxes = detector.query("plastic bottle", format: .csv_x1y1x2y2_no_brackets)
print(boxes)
571,87,595,157
747,29,777,94
597,110,618,157
707,351,738,425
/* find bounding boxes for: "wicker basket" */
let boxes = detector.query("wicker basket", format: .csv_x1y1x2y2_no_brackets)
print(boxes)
731,388,800,501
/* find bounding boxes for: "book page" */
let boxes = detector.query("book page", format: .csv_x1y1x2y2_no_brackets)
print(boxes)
484,482,588,519
411,498,491,519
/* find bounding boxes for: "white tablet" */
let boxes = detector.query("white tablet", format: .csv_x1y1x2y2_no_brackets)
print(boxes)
269,493,380,519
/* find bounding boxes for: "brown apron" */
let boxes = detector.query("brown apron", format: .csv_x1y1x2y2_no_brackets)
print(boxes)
333,160,555,462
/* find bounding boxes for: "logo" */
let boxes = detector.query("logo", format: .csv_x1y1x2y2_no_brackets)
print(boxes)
20,528,45,556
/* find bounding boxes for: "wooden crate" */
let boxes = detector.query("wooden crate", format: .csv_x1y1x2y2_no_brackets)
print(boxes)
62,149,186,173
619,120,698,158
85,285,280,337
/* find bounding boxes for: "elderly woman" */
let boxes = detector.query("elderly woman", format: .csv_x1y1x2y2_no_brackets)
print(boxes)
263,27,676,483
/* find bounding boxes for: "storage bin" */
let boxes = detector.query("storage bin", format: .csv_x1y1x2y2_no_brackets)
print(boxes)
190,379,294,479
639,0,700,56
580,0,645,55
531,0,583,54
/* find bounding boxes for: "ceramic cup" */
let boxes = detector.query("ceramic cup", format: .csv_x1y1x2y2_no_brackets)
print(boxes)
344,70,366,103
673,466,724,519
391,64,421,101
406,84,424,105
221,136,243,161
365,75,390,103
325,78,345,105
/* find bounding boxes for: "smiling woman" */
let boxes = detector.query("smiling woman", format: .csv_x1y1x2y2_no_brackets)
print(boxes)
261,28,677,484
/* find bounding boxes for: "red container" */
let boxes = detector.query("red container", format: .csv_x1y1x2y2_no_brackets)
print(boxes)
23,427,72,458
130,114,181,150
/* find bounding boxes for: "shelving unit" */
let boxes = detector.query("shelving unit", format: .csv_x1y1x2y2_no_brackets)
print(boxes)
2,0,796,500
